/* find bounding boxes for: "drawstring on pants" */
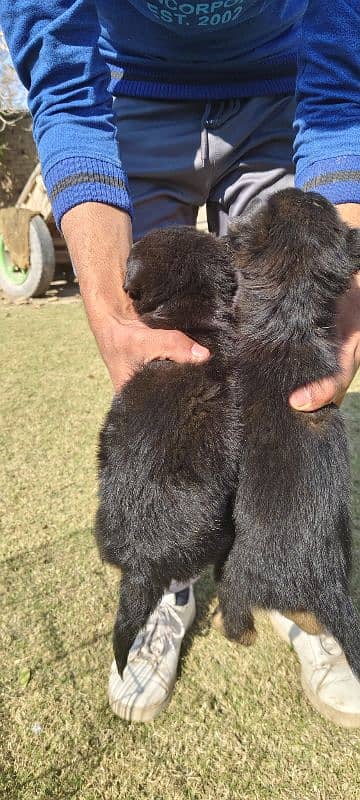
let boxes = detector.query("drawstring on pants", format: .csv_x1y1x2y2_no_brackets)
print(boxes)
200,101,212,167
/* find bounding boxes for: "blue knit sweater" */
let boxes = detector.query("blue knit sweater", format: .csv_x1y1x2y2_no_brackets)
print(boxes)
1,1,359,227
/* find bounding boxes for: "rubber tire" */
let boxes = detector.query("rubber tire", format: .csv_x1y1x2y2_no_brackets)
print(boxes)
0,215,55,301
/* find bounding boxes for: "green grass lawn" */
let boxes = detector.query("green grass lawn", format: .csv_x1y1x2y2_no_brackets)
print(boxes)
1,300,360,800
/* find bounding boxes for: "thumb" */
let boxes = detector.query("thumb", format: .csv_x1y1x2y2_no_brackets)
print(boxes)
289,375,342,411
148,329,210,364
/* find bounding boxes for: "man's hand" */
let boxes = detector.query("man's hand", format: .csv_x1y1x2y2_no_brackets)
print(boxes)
82,311,210,391
61,203,209,391
289,203,360,411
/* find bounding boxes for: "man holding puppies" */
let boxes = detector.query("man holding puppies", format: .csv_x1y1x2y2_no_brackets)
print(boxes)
1,0,359,724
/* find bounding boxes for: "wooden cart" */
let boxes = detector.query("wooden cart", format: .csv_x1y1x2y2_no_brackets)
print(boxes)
0,164,73,300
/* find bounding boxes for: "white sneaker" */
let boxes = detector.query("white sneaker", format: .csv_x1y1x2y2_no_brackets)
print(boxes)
108,586,196,722
270,611,360,728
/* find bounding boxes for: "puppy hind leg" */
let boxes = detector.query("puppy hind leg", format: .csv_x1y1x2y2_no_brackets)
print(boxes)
215,580,257,646
213,554,227,584
214,540,257,645
220,606,257,646
113,574,164,678
113,619,135,680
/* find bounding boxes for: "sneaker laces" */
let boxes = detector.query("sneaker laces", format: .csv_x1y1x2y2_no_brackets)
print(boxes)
128,601,185,667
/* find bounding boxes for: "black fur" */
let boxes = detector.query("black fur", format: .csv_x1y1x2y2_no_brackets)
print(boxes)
95,227,240,676
96,190,360,685
220,188,360,680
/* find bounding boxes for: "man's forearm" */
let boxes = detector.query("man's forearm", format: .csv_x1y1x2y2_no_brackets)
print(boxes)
61,202,141,389
336,203,360,308
290,202,360,410
335,204,360,228
61,202,134,320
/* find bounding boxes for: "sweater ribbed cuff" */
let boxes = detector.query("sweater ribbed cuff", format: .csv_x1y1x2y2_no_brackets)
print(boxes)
43,156,133,228
295,155,360,204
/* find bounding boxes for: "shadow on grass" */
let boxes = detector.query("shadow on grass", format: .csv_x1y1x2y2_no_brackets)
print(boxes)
178,569,218,678
0,721,25,800
2,391,360,799
1,719,113,800
4,572,218,800
0,526,94,571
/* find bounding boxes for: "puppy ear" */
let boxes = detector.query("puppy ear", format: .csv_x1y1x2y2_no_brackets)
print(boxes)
346,227,360,271
123,256,142,299
227,197,265,249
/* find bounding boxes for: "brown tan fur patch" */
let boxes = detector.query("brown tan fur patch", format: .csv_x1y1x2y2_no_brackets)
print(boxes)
283,610,324,635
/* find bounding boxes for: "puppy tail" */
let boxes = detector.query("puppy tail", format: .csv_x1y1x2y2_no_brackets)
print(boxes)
113,574,164,679
316,592,360,682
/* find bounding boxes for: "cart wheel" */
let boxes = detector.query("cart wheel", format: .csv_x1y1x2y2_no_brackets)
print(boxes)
0,215,55,301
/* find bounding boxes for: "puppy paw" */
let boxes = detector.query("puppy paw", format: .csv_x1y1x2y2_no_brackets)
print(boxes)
237,627,257,646
113,627,132,679
212,607,257,646
114,651,128,680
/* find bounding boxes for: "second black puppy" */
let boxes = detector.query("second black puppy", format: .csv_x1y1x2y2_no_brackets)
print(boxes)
96,227,239,677
218,189,360,681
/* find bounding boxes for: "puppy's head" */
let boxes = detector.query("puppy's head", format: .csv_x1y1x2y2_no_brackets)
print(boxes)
228,188,360,336
124,226,237,319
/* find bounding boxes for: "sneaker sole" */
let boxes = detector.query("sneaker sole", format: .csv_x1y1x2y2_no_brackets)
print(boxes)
270,612,360,728
300,674,360,729
109,681,175,723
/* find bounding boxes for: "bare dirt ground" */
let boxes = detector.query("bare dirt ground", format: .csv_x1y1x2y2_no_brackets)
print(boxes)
0,278,81,310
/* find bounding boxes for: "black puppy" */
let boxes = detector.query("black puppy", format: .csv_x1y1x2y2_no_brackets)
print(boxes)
217,188,360,679
95,227,240,677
